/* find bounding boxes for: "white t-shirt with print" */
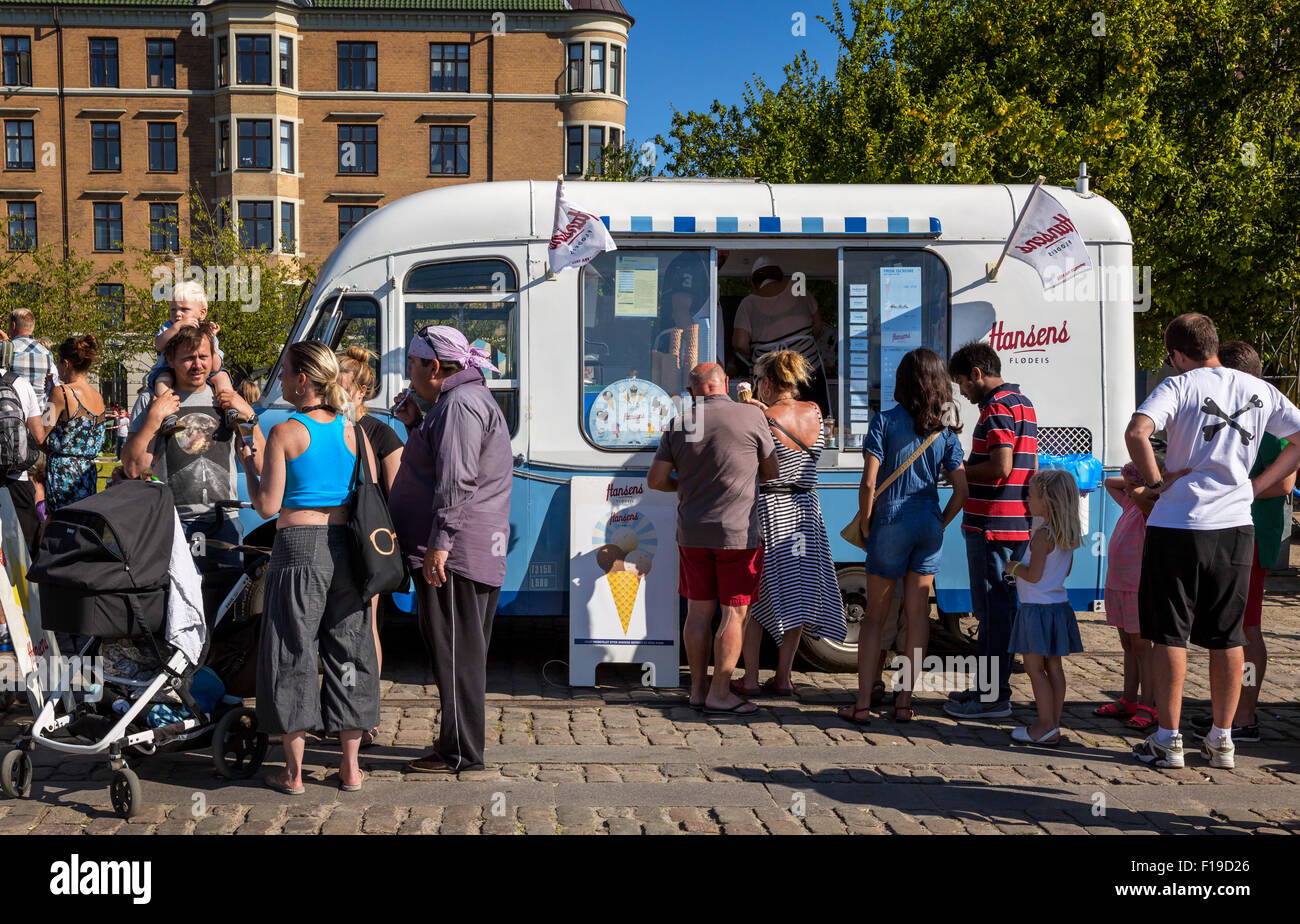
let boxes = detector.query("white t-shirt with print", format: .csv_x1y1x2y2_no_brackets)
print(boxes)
1137,366,1300,530
3,373,41,483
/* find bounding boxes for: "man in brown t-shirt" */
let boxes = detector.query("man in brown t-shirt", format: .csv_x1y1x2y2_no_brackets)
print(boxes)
649,363,778,715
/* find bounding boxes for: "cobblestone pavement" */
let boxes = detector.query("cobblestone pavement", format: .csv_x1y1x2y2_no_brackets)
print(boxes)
4,555,1300,835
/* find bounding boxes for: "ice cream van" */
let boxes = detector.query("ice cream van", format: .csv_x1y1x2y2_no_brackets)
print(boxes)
249,178,1140,671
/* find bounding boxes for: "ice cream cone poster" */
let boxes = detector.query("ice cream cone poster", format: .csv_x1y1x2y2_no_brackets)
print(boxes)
569,476,680,687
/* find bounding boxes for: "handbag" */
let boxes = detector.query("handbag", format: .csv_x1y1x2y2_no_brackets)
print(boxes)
347,423,407,600
840,429,943,551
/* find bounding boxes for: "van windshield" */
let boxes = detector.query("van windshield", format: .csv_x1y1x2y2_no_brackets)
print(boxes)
262,279,316,405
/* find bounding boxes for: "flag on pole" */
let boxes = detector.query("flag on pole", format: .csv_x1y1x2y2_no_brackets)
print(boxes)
1004,184,1092,289
548,180,616,274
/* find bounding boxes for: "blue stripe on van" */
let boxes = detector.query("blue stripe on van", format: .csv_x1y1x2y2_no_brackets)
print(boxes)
630,216,653,232
716,216,739,233
599,216,611,229
930,216,942,234
673,216,695,233
759,216,781,233
845,216,867,233
602,216,941,235
801,217,824,233
887,216,909,233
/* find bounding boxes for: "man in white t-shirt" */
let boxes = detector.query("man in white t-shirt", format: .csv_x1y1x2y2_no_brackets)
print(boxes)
1125,313,1300,770
0,366,47,553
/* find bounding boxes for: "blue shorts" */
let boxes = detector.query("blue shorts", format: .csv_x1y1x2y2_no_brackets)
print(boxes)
865,508,943,579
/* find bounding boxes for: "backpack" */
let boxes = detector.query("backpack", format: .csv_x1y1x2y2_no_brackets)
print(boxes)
0,371,38,478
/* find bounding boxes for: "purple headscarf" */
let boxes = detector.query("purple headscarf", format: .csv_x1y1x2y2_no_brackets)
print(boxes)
409,325,500,373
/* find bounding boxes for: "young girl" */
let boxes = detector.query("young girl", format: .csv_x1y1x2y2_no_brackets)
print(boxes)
1095,463,1157,730
1004,469,1084,746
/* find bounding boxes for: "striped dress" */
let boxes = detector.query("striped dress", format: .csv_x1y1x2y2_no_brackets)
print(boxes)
751,431,847,645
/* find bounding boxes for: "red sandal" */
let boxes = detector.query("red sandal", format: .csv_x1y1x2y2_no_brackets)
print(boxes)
1094,697,1137,718
1124,704,1158,731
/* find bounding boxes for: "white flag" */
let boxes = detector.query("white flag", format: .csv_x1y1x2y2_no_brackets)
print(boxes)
1006,187,1092,289
548,181,616,274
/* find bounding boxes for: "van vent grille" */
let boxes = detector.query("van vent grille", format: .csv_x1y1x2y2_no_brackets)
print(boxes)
1038,427,1092,455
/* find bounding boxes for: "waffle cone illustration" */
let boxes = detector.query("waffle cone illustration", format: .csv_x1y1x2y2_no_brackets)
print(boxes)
606,569,641,634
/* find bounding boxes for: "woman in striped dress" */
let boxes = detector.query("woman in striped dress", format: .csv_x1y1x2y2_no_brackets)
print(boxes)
735,350,846,696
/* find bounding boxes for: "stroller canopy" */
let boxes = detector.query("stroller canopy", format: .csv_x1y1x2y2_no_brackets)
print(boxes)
30,480,177,593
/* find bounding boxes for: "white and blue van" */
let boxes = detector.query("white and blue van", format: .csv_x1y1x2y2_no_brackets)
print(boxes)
248,179,1140,671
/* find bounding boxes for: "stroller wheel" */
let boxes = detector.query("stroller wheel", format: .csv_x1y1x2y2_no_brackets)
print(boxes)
212,707,268,780
1,748,33,799
110,768,142,819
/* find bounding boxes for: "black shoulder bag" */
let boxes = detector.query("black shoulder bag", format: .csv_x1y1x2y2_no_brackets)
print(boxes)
347,422,407,600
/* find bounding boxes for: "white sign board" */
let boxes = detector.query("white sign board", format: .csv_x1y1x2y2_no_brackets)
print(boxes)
569,476,679,687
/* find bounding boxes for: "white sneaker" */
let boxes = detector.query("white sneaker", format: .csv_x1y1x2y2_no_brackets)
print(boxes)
1133,731,1185,769
1200,733,1236,769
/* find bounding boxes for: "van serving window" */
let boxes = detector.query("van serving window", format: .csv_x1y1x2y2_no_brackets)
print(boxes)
405,259,517,294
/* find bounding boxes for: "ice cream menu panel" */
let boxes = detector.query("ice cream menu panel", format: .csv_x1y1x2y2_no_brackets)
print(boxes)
879,266,923,411
846,283,871,442
568,477,680,687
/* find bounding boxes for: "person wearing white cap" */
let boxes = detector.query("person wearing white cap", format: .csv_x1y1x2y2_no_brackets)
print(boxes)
389,325,513,774
733,256,831,415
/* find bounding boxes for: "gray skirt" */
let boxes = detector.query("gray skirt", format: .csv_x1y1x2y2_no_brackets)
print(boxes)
256,525,380,735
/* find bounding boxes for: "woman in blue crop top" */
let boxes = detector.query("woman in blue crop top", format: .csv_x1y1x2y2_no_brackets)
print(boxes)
238,340,380,795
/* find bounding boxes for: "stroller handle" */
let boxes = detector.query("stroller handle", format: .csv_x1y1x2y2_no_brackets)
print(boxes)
214,499,252,511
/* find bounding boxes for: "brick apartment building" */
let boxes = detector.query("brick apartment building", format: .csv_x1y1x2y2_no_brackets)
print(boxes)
0,0,632,280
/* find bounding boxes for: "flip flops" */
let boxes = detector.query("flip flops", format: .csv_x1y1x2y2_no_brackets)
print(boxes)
703,700,759,716
264,772,305,795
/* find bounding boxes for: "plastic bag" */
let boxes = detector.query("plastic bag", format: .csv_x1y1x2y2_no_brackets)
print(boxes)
1038,453,1103,493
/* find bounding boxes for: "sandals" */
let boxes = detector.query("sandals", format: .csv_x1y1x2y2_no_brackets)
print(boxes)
836,704,873,726
729,679,761,698
870,681,887,707
1010,725,1062,747
703,699,758,716
265,772,305,795
1094,697,1137,718
1124,704,1159,731
759,677,795,697
338,770,366,792
892,704,914,723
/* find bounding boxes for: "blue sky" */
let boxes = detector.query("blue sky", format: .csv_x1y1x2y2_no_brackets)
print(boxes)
624,0,844,154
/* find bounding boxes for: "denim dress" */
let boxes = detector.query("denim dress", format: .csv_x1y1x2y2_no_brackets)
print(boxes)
862,405,964,579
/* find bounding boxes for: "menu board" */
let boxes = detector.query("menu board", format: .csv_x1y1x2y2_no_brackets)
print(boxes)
844,283,871,438
587,377,676,448
614,255,660,317
879,266,923,411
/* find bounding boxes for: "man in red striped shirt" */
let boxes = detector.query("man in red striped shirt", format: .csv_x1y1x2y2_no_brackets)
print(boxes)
944,342,1038,717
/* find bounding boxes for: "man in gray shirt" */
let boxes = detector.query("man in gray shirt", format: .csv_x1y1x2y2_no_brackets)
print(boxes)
649,363,778,715
390,325,512,774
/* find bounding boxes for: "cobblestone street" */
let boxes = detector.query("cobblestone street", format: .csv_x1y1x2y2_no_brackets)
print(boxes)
4,554,1300,836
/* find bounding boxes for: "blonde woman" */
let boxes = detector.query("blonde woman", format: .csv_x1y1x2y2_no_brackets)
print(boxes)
336,346,404,747
735,349,845,697
1003,469,1084,746
239,340,380,794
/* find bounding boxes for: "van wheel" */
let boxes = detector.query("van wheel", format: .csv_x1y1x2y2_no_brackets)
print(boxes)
796,564,866,673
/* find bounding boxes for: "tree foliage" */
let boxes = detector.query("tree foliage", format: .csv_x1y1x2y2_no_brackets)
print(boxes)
657,0,1300,372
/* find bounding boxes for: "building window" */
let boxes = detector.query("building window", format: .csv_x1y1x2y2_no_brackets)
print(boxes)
337,42,377,91
217,119,230,171
96,283,125,329
338,204,376,239
566,43,584,93
149,202,179,252
565,126,583,176
429,125,468,175
589,44,605,92
337,124,377,174
4,120,34,170
91,121,121,172
93,202,123,252
236,34,271,85
6,201,35,251
280,201,295,251
279,121,294,172
147,122,177,172
588,126,604,173
89,38,118,88
278,36,293,88
238,199,273,250
429,43,469,92
610,127,623,150
237,119,272,169
2,37,32,87
610,45,622,96
217,36,228,87
146,38,175,89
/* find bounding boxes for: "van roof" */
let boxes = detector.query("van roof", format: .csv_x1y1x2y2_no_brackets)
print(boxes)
322,179,1132,284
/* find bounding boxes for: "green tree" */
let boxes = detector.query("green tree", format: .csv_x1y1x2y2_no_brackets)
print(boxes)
590,136,661,180
657,0,1300,377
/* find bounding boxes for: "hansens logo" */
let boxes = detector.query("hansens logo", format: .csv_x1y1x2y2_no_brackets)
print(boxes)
988,320,1070,366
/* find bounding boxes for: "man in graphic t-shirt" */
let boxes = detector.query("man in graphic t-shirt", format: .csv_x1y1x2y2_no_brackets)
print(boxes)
123,323,264,573
1126,313,1300,770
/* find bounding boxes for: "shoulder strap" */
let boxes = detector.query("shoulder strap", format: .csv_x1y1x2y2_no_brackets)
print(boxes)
350,422,374,489
0,371,17,389
873,429,943,501
766,415,814,455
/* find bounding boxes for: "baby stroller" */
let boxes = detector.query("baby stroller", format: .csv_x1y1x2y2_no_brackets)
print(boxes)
0,480,271,818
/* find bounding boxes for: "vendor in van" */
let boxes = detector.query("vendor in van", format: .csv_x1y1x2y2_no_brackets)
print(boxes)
652,252,713,395
733,256,831,415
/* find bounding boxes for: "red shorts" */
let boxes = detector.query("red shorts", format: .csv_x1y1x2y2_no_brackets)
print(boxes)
678,546,764,606
1245,545,1266,630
